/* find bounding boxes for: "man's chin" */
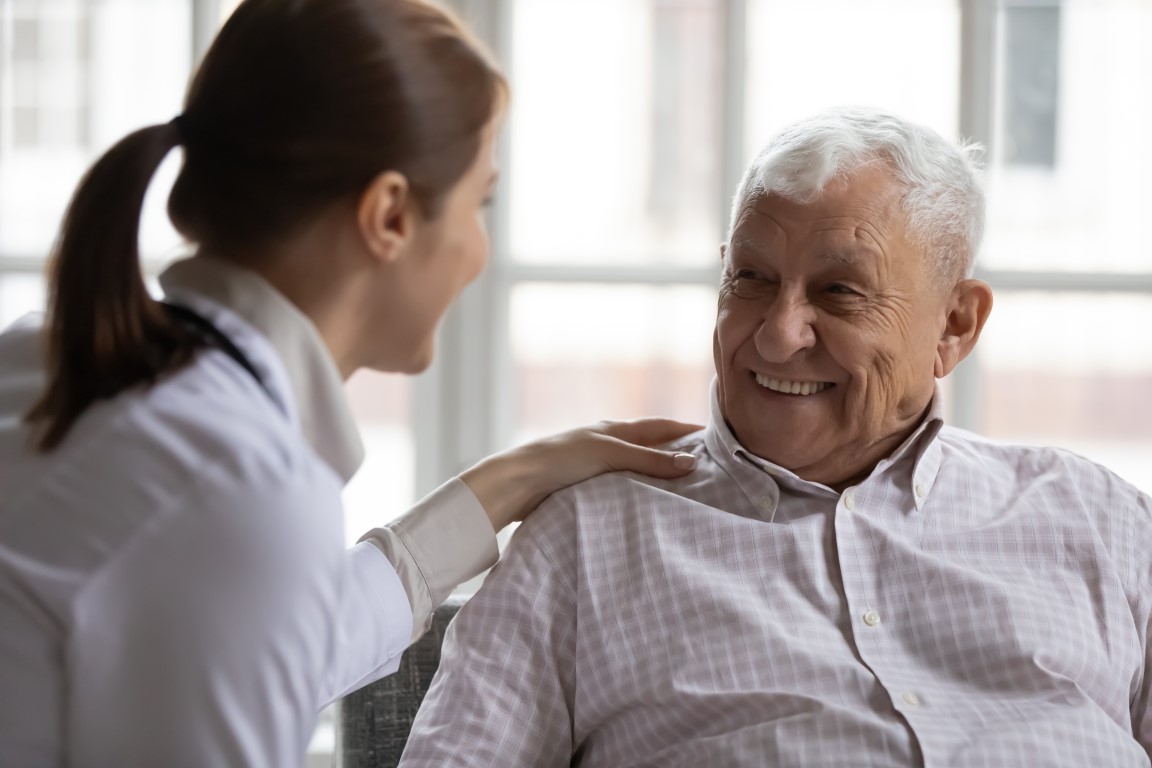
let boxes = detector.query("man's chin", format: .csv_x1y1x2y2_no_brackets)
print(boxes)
731,428,817,471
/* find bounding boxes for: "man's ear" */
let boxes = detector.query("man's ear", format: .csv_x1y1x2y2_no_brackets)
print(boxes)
356,170,415,264
934,279,994,378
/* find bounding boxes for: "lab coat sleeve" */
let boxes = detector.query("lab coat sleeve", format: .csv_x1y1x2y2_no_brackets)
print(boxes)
319,540,413,704
358,478,499,643
67,460,347,768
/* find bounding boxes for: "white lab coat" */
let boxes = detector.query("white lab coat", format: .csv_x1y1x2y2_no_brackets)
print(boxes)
0,257,498,767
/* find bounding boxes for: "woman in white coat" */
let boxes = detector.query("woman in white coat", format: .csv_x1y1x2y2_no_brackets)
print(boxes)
0,1,699,764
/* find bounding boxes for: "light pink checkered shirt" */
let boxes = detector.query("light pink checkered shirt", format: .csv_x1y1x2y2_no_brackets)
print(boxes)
400,387,1152,767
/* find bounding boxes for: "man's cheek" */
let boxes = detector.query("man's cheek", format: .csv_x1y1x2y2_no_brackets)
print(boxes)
841,361,892,425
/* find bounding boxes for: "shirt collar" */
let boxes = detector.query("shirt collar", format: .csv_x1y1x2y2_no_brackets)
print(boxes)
159,256,365,483
703,378,946,514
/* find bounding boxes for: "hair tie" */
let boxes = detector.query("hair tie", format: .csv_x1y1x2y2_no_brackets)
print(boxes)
166,112,273,169
169,114,189,144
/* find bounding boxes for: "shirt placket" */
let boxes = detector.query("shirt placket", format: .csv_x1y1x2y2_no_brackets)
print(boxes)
834,483,936,767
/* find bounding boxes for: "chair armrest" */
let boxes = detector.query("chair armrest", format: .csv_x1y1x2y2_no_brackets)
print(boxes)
339,595,467,768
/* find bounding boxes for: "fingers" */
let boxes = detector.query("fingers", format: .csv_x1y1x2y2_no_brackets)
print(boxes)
601,441,698,478
596,417,705,447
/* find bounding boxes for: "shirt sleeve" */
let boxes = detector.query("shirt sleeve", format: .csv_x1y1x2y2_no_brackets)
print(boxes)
1129,490,1152,756
359,478,499,643
397,491,579,768
66,461,346,768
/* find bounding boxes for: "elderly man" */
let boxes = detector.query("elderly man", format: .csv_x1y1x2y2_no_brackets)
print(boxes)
398,108,1152,767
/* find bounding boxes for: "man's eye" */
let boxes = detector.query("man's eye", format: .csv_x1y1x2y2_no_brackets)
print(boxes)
728,271,774,299
826,283,857,296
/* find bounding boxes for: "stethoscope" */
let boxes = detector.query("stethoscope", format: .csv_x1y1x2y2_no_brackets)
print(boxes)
160,302,275,403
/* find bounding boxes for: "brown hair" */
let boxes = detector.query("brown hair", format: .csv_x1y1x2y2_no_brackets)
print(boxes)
27,0,505,450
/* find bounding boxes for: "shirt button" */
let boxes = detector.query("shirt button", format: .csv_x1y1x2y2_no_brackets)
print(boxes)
863,610,881,627
843,491,856,510
757,496,774,511
914,483,926,498
902,692,921,707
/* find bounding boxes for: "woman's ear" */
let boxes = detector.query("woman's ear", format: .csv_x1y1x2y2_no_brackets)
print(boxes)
934,279,994,379
356,170,415,264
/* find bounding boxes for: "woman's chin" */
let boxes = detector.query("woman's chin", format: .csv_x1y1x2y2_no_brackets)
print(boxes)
366,338,435,375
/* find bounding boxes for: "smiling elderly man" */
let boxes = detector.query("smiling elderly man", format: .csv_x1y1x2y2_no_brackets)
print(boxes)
398,108,1152,767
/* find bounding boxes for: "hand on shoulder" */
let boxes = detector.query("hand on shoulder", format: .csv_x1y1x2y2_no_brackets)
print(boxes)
460,418,702,532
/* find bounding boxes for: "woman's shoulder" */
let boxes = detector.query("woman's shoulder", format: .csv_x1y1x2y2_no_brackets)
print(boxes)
5,346,340,564
0,343,343,644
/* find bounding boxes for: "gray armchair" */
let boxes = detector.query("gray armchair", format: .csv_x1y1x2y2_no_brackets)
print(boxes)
339,596,465,768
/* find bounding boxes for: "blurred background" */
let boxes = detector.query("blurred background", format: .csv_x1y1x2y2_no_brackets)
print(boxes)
2,0,1151,761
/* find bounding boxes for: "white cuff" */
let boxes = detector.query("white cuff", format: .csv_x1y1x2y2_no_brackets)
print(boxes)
359,478,499,641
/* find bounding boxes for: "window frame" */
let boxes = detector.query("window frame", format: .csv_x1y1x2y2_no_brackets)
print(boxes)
2,0,1152,486
420,0,1152,497
0,0,218,291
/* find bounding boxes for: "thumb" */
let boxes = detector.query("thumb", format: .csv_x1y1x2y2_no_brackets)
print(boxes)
603,442,698,479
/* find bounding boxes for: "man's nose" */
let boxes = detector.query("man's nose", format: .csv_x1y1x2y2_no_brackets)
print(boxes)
753,292,817,362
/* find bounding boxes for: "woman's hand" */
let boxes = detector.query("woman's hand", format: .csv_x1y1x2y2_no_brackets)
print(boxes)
460,419,703,533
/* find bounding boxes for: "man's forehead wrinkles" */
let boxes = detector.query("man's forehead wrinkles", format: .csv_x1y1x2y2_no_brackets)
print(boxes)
740,204,788,230
801,223,883,262
852,223,887,251
731,211,786,251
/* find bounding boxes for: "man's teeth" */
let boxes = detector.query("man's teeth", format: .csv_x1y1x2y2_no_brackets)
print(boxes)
754,374,829,396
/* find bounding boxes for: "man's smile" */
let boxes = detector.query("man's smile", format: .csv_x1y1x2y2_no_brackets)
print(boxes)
752,372,834,396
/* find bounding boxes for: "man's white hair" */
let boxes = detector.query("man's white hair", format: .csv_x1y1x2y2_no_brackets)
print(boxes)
730,107,986,281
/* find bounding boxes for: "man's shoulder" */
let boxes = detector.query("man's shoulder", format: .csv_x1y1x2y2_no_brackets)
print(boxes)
936,425,1146,502
525,470,683,531
511,430,710,551
556,428,710,504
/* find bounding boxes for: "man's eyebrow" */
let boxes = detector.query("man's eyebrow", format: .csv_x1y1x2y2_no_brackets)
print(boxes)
821,250,861,266
728,236,762,253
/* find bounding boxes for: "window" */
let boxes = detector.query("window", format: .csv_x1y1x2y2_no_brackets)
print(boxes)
973,0,1152,491
8,5,91,150
745,0,960,153
979,292,1152,486
497,0,724,450
0,0,191,336
1001,1,1061,167
425,0,1152,501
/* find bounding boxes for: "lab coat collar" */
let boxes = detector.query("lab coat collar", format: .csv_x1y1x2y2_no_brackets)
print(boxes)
159,256,365,483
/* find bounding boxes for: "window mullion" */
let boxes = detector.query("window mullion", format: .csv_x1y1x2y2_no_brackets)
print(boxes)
954,0,1000,433
190,0,219,66
979,269,1152,294
720,0,747,244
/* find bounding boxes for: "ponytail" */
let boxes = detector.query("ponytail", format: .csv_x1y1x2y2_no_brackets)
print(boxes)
27,0,508,451
26,122,200,451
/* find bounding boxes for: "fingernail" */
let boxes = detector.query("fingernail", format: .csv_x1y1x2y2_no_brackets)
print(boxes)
672,453,697,470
